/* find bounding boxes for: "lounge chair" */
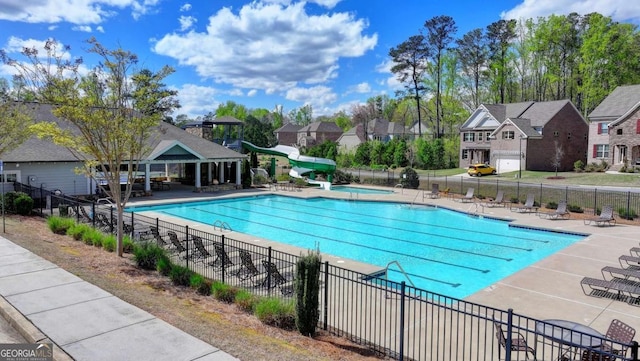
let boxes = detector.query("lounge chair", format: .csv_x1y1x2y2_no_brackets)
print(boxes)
630,247,640,257
582,319,636,361
261,260,294,296
492,315,536,360
424,183,440,199
79,206,93,223
231,249,264,283
619,255,640,269
147,226,169,247
96,213,113,232
167,231,187,254
458,187,475,203
601,266,640,282
512,194,538,213
209,243,234,270
584,205,616,226
482,190,507,208
580,276,640,303
191,236,212,262
537,200,570,220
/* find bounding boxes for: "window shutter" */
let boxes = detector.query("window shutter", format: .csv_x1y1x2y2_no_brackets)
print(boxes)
597,123,602,134
592,145,597,158
636,119,640,134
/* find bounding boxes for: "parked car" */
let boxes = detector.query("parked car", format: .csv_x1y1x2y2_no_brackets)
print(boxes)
467,164,496,177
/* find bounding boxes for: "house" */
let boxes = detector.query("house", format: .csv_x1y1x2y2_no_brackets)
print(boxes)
587,84,640,168
1,103,246,196
297,121,343,147
273,122,302,146
459,100,588,173
337,119,413,152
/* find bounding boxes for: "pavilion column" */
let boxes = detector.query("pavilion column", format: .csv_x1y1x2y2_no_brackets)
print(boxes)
195,162,201,188
207,163,212,184
218,162,224,183
235,160,241,187
144,163,151,192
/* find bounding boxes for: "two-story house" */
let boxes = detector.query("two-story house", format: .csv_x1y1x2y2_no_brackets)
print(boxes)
460,100,588,173
587,84,640,168
297,121,343,147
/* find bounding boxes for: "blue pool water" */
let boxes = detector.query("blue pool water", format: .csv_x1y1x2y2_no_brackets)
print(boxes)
128,195,584,299
330,185,394,195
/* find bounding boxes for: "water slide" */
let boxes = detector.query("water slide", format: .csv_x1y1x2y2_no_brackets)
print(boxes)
241,141,336,189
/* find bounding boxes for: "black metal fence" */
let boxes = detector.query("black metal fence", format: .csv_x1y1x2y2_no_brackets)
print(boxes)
12,182,640,361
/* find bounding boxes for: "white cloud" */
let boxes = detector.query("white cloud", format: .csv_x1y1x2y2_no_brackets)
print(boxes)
153,2,376,99
72,25,93,33
0,0,160,24
376,59,402,91
173,83,220,118
348,82,371,94
178,15,196,31
247,89,258,97
96,26,105,33
502,0,640,23
285,85,337,111
180,3,192,12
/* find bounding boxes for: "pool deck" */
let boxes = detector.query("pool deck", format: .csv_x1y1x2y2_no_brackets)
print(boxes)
128,184,640,337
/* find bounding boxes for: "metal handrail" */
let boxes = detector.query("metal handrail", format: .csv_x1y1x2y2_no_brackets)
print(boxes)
384,260,415,288
213,220,232,232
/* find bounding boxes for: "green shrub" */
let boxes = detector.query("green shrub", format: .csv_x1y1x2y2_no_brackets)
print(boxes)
546,202,558,210
102,235,116,252
133,242,166,270
91,233,103,247
399,167,419,189
254,297,296,330
123,235,135,253
47,216,75,235
617,208,637,220
67,223,92,241
234,289,257,313
82,228,103,246
14,194,33,216
189,273,205,289
197,279,212,296
157,254,172,276
568,204,584,213
295,250,321,336
211,281,238,303
169,265,192,286
573,159,585,172
1,191,26,214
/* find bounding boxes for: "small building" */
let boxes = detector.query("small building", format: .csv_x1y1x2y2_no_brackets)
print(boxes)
297,121,343,147
587,84,640,168
460,100,588,173
273,122,302,146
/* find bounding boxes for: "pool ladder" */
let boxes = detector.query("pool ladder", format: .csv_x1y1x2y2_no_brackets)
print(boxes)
349,192,359,200
383,261,415,298
213,220,232,232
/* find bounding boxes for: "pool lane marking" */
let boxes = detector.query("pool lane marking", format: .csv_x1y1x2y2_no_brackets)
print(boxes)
387,268,462,288
266,198,550,245
239,201,532,252
189,205,500,269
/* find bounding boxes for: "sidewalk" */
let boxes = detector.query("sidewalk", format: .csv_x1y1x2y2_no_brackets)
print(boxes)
0,235,238,361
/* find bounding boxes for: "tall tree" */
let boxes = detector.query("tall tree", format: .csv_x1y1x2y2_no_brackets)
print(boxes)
216,100,248,120
6,38,177,256
424,15,457,138
244,115,277,148
486,19,517,103
131,67,180,118
456,28,488,109
289,104,314,126
0,100,33,158
389,34,429,136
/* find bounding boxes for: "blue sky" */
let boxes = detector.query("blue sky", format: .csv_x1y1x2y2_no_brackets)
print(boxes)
1,0,639,119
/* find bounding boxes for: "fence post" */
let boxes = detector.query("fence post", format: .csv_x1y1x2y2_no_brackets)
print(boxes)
323,261,329,331
516,181,520,200
131,212,135,238
91,203,96,228
266,247,272,293
459,176,463,195
109,207,114,234
506,308,514,361
565,186,568,203
627,191,631,220
539,183,543,206
221,235,226,284
594,189,598,215
630,340,638,361
185,225,189,270
399,281,406,361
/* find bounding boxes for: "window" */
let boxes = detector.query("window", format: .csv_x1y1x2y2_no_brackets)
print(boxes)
463,132,475,142
501,131,514,139
462,149,469,159
593,144,610,158
617,129,623,135
553,131,559,137
567,132,572,140
478,132,483,142
485,132,492,142
597,122,609,134
533,126,543,135
0,171,19,183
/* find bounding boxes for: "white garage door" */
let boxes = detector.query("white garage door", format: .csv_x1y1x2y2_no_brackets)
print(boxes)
496,156,521,174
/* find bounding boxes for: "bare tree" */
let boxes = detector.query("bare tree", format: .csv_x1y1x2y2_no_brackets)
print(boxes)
551,140,565,177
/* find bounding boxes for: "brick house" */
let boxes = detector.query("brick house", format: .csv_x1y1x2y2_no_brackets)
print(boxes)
586,84,640,168
460,100,588,173
274,122,302,146
297,121,343,147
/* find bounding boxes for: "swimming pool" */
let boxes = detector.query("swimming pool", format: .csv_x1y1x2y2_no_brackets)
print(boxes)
128,195,584,299
330,185,394,194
